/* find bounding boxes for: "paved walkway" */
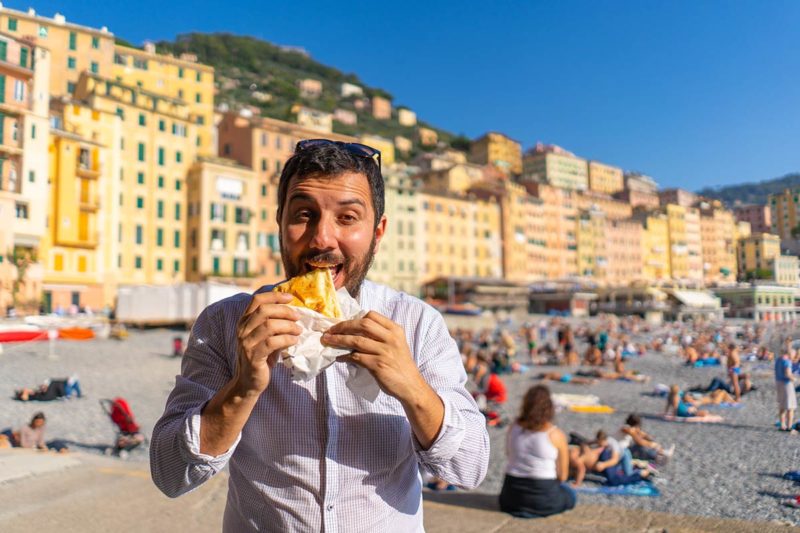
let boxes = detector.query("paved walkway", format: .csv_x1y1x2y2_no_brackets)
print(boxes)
0,450,797,532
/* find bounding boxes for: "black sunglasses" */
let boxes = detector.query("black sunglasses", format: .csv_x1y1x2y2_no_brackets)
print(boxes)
295,138,381,171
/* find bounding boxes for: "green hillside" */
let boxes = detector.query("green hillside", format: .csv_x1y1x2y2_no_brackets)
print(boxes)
698,173,800,206
155,33,465,158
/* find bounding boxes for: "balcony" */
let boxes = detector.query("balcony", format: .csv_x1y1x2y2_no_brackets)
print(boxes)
76,161,101,179
79,194,101,212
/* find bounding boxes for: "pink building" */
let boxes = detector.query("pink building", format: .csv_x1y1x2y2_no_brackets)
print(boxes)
733,204,771,234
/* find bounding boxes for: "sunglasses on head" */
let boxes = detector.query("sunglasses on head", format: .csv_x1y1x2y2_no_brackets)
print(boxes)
295,138,381,171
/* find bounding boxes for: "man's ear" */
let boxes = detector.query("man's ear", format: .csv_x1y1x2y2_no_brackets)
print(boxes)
373,215,387,253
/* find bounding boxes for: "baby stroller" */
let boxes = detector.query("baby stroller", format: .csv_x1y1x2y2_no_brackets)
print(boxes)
99,397,146,458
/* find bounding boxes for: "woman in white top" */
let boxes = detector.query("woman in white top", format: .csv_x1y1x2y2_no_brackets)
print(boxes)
499,385,577,517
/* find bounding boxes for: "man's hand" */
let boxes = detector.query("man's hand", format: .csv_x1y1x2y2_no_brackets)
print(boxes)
322,311,423,400
234,291,302,395
321,311,445,449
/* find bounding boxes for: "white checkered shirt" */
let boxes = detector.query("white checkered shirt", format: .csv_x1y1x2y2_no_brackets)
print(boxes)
150,280,490,532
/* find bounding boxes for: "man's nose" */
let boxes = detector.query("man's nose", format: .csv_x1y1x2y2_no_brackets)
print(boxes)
309,214,337,249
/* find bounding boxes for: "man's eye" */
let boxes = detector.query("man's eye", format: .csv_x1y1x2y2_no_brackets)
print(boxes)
339,214,357,224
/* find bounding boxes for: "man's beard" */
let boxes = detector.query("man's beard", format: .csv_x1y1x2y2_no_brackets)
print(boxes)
279,234,378,299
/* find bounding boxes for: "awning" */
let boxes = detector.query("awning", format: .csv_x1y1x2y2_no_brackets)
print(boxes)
668,289,721,309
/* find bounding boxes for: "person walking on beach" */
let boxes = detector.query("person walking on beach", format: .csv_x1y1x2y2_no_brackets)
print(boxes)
499,385,576,518
150,140,489,532
775,343,797,433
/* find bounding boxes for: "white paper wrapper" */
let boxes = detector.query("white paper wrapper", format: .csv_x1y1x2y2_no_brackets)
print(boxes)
280,288,381,402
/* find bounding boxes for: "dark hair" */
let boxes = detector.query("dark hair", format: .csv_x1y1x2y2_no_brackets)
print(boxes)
31,412,45,423
276,143,385,228
625,414,641,427
596,429,607,442
517,385,554,431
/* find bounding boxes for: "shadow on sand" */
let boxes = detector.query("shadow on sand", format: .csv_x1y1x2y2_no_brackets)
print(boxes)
422,490,500,512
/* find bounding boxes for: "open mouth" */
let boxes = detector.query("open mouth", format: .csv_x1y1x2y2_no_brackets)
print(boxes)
306,261,344,286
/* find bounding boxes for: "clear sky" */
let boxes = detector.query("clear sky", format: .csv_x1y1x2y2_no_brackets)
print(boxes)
13,0,800,190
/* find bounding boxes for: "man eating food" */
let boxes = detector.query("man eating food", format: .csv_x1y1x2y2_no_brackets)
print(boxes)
150,140,489,532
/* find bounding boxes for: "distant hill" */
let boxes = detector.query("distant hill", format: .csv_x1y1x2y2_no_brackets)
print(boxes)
155,33,466,159
697,173,800,206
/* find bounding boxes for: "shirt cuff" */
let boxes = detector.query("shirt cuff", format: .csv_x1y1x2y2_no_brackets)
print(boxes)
413,394,466,465
179,403,242,468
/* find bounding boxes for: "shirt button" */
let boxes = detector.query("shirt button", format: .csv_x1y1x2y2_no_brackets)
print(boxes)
326,504,334,511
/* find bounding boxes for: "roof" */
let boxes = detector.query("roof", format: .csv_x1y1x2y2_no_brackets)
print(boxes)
666,289,721,309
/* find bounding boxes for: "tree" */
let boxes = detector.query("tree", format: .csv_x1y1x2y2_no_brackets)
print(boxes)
5,246,37,309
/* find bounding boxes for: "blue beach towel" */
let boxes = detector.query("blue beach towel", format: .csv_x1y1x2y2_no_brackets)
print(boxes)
574,482,660,497
693,358,721,368
783,471,800,482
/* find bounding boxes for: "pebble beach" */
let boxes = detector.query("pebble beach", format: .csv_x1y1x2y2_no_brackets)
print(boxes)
0,316,799,527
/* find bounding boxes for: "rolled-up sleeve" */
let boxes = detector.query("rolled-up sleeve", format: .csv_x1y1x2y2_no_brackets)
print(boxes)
411,308,490,489
150,301,242,497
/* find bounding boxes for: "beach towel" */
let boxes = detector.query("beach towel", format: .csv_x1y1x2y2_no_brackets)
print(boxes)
552,393,600,407
574,482,660,497
693,358,721,368
708,402,743,409
568,405,615,414
661,414,723,423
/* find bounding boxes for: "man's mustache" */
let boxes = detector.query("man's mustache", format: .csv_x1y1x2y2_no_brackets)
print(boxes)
301,252,346,265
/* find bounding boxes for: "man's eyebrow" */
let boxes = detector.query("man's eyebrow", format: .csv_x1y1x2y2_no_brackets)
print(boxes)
287,192,315,204
338,198,367,208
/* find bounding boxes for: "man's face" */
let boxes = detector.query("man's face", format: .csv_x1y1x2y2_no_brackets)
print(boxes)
32,418,45,429
279,171,386,298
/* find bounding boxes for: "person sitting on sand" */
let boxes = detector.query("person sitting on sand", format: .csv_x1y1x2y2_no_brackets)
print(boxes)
568,442,604,486
618,414,674,464
499,385,576,518
593,430,651,486
665,385,710,417
535,372,596,386
690,373,754,398
15,375,82,402
4,412,48,450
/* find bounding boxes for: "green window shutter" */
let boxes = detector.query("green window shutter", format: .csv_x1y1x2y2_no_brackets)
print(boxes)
69,32,76,50
175,204,181,221
19,47,27,68
0,42,6,61
156,228,163,246
158,147,164,166
157,200,163,218
157,259,163,271
138,143,145,161
0,113,5,141
174,230,180,247
8,18,17,31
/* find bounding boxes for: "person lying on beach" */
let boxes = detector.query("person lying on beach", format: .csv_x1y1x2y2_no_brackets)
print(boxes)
568,442,604,486
665,385,710,417
618,414,674,464
14,376,82,402
535,372,596,386
690,373,754,397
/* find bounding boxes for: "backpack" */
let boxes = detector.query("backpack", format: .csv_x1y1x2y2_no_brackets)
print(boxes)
107,397,140,434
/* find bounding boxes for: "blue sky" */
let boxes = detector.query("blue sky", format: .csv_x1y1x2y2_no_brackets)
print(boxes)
13,0,800,190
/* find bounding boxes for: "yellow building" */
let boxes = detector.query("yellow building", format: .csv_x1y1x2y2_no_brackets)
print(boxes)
604,219,643,286
217,111,358,286
418,160,485,193
738,233,781,278
638,211,671,282
699,204,737,285
469,132,522,175
368,165,421,294
664,204,703,284
359,134,395,166
468,179,547,283
0,7,115,97
522,143,588,191
576,190,632,221
769,188,800,241
418,190,502,282
185,157,258,286
0,33,50,313
588,161,624,194
112,44,215,155
576,208,606,280
74,73,197,287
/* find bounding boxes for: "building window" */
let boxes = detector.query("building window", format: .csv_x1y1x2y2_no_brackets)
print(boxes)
196,71,202,82
178,67,184,78
157,175,164,188
135,256,142,269
212,257,220,275
174,230,180,247
175,151,182,163
173,259,180,273
157,147,165,166
38,25,48,38
156,228,163,246
261,159,267,171
156,258,163,271
138,143,145,161
90,61,99,74
92,36,99,49
139,113,146,126
157,200,164,218
158,119,165,132
175,204,181,221
31,124,35,139
8,18,17,31
135,225,143,244
175,179,182,191
19,47,27,68
67,56,76,70
15,202,28,219
69,31,77,50
136,197,144,209
28,170,34,183
195,93,201,103
13,80,24,102
137,172,144,184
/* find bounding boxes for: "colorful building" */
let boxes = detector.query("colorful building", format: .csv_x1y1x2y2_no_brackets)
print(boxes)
469,132,522,175
733,204,771,235
0,7,114,97
522,143,588,191
659,188,697,208
715,285,798,322
699,203,737,285
576,190,633,221
0,34,50,313
526,183,578,280
370,95,391,120
637,211,671,282
604,219,643,286
587,160,623,195
738,232,781,279
769,188,800,241
185,157,258,285
112,44,215,155
576,208,606,280
664,204,703,284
